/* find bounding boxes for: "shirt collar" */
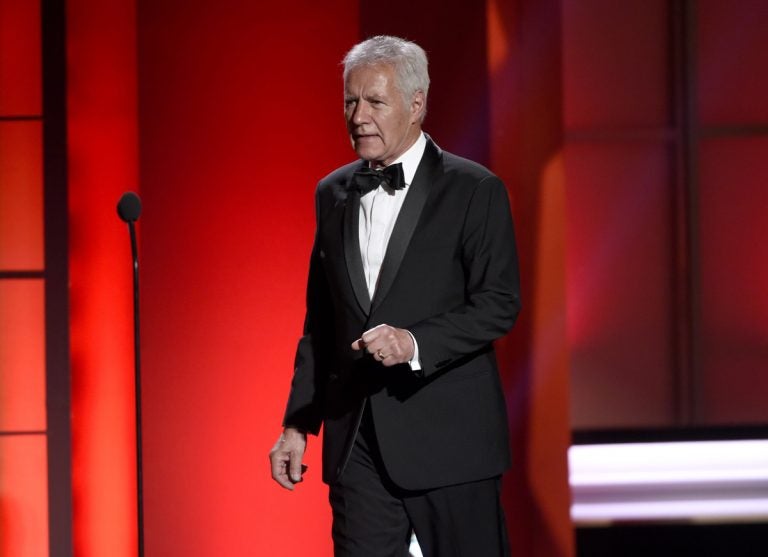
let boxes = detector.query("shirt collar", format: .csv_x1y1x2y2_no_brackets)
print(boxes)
366,132,427,188
390,132,426,187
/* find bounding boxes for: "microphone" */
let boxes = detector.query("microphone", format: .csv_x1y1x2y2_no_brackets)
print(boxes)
117,191,142,222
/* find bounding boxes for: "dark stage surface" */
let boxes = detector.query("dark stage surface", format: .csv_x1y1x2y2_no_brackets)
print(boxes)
577,523,768,556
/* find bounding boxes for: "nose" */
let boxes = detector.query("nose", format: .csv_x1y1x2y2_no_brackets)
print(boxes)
350,101,370,125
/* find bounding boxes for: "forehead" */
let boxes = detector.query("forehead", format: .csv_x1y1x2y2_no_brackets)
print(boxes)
344,63,398,94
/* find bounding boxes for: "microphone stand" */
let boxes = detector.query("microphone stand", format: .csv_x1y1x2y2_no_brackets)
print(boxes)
118,192,144,557
129,217,145,557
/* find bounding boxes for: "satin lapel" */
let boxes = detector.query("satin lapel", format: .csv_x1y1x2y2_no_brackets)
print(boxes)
370,139,442,313
343,178,371,315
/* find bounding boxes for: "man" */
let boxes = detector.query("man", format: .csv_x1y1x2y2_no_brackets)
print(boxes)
269,35,521,556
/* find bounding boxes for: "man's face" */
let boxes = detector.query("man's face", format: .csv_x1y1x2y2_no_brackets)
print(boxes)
344,64,423,167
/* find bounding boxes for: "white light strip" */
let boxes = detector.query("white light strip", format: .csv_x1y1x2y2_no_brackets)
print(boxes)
569,440,768,524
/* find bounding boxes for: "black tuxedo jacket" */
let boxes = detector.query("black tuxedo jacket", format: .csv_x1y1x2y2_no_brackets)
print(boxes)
283,137,521,491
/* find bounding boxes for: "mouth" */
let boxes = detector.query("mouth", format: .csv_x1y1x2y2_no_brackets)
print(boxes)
352,130,378,140
353,134,379,143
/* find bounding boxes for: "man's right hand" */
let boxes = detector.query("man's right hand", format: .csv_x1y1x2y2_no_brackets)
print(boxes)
269,427,308,490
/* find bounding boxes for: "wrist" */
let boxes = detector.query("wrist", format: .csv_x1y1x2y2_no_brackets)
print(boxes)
284,426,307,439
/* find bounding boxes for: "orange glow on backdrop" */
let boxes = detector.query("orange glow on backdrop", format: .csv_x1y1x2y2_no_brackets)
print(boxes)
527,154,572,557
486,0,509,76
67,0,139,555
487,0,574,555
0,436,49,557
0,122,44,270
0,280,46,431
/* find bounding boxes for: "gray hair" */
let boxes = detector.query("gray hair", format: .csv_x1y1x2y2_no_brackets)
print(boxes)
343,35,430,122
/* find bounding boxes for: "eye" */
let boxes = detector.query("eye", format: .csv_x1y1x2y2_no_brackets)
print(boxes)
344,99,357,109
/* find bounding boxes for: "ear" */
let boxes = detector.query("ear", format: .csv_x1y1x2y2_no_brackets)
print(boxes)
409,90,425,123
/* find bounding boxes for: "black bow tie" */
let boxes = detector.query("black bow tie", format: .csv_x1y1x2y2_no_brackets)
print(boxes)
350,163,405,195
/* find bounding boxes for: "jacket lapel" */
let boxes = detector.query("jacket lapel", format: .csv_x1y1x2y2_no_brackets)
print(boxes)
343,170,372,315
370,138,442,313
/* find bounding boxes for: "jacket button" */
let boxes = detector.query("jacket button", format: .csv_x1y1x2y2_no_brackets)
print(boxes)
329,373,339,381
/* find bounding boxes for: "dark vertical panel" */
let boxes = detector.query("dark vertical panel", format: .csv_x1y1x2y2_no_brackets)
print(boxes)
669,0,699,426
42,0,73,554
359,0,490,164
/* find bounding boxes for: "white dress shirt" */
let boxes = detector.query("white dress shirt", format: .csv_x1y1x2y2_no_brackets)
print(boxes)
358,132,426,369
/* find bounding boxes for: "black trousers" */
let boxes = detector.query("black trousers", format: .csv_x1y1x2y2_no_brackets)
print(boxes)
329,406,511,557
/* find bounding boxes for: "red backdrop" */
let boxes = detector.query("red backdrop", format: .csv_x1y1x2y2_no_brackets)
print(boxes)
137,2,356,555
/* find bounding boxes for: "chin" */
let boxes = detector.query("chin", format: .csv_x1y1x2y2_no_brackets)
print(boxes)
354,147,383,162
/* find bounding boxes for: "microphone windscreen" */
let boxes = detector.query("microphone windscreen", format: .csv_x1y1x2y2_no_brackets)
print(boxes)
117,192,142,222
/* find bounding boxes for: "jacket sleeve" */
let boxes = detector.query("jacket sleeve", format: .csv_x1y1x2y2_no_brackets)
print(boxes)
282,189,333,434
408,175,521,377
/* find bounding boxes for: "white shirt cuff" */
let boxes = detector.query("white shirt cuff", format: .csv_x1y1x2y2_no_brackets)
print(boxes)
406,330,421,371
